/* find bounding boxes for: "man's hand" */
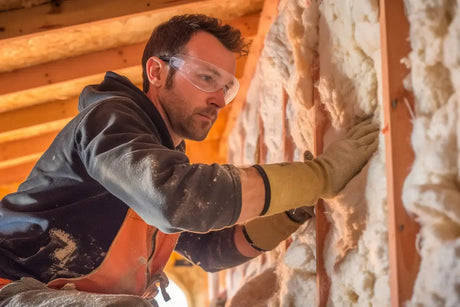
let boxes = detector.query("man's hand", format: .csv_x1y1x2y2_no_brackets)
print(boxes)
317,118,379,197
286,206,315,223
254,117,379,217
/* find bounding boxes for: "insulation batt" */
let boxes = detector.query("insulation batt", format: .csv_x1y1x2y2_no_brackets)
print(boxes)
227,0,459,305
228,0,388,305
402,0,460,306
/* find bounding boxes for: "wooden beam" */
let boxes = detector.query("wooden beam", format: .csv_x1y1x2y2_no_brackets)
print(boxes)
0,98,78,133
0,0,201,40
0,156,40,185
380,1,420,305
0,0,263,73
0,14,259,97
311,52,331,307
220,0,280,160
0,67,142,113
282,88,295,162
0,131,57,162
0,118,70,144
0,43,144,96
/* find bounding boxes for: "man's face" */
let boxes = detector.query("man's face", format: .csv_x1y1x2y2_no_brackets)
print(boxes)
157,31,237,142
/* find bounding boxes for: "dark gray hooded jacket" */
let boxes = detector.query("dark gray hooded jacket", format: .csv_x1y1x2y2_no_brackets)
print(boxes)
0,72,251,283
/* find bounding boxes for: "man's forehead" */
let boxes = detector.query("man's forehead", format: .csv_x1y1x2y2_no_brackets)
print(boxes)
183,32,236,74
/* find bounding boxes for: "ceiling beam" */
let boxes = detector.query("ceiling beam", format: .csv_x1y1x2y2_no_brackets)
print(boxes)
0,157,40,186
0,43,145,96
0,0,263,73
0,0,202,40
0,131,58,162
0,98,78,133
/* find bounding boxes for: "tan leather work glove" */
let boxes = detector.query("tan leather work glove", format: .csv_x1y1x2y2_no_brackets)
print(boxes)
256,118,379,216
244,206,314,251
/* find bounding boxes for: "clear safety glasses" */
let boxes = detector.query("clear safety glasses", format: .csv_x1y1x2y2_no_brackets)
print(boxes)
159,54,239,105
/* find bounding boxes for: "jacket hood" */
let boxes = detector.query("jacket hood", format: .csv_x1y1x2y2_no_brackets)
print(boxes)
77,71,183,151
78,71,148,111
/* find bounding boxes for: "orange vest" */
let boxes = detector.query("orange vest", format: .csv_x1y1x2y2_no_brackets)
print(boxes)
0,278,10,289
47,209,179,298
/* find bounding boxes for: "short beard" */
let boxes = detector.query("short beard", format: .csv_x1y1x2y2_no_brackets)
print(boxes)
158,84,216,142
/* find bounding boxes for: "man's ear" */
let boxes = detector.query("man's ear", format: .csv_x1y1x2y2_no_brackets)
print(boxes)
146,57,165,88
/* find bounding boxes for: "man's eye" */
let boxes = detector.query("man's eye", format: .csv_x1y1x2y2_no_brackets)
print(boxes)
200,75,214,83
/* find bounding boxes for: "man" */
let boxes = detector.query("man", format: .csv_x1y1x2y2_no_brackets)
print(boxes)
0,14,378,306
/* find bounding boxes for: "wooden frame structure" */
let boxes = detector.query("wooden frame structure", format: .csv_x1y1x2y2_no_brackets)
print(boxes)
379,0,421,305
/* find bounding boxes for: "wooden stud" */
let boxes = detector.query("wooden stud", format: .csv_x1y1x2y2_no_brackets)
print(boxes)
282,88,295,162
311,51,331,307
380,0,420,305
220,0,280,160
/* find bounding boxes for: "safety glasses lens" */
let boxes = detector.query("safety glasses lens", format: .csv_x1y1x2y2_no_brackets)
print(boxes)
169,55,239,104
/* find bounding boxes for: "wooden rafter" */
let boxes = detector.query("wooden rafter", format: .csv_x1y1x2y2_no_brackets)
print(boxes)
380,0,420,305
0,0,202,40
0,0,263,73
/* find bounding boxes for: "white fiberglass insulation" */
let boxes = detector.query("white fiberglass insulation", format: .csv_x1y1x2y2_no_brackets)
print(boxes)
402,0,460,306
227,0,459,305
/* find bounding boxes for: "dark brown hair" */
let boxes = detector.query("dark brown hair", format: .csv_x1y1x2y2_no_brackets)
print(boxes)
142,14,248,92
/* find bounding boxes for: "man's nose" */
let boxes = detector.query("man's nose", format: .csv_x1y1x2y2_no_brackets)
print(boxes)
208,88,226,109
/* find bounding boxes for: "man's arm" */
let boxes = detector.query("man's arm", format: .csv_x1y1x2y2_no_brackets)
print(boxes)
235,167,265,223
175,227,255,272
175,207,314,271
236,118,379,221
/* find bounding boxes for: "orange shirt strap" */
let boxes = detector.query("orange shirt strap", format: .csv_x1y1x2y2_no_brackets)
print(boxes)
0,278,12,289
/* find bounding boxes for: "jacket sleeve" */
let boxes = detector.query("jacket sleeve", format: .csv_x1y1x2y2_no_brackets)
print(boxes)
74,98,242,233
175,228,255,272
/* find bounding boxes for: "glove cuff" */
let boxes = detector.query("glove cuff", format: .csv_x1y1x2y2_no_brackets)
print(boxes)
255,162,326,216
252,164,271,215
243,212,303,251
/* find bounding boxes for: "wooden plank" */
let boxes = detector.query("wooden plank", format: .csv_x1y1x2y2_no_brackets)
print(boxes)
379,1,420,305
0,98,78,133
282,88,295,162
311,52,331,307
0,43,144,96
0,0,201,40
0,118,70,144
220,0,280,160
0,119,67,184
0,2,262,74
0,131,57,162
0,154,41,185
